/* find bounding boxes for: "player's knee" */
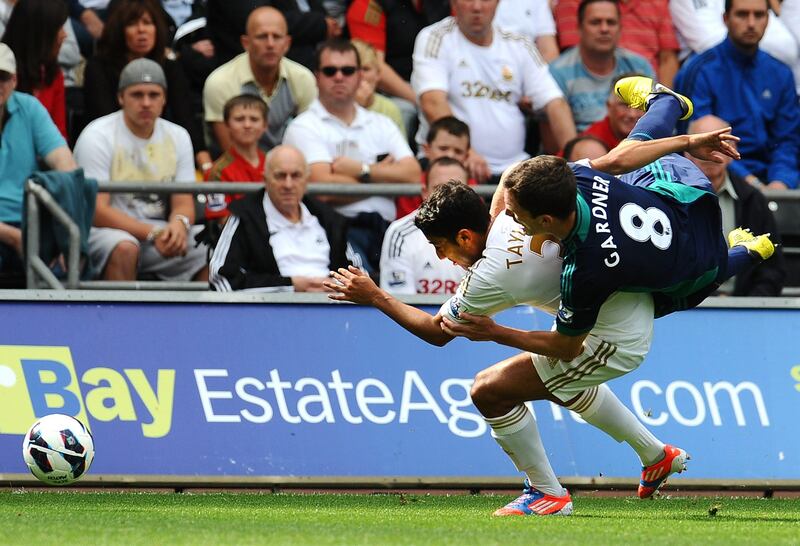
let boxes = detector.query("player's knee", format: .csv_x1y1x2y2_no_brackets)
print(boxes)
470,369,499,411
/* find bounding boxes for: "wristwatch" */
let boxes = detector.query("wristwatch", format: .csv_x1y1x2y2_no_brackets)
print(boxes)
173,214,191,232
359,162,371,183
146,227,164,243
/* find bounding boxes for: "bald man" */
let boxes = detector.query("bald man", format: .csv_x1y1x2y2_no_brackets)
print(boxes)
203,7,317,154
686,115,786,296
209,145,351,292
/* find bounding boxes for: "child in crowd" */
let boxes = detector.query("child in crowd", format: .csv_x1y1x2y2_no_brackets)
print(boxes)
395,116,473,218
205,94,269,222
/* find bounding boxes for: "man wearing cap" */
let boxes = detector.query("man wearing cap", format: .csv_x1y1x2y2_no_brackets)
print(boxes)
0,43,77,279
73,58,208,281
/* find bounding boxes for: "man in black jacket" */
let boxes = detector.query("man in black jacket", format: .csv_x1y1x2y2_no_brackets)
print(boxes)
209,144,351,291
687,115,786,296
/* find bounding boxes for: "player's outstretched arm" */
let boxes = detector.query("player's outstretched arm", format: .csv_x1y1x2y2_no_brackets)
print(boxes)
591,127,740,175
441,312,587,361
325,266,454,347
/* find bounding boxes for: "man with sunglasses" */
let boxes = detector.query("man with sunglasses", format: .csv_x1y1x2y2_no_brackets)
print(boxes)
284,38,421,274
0,43,77,282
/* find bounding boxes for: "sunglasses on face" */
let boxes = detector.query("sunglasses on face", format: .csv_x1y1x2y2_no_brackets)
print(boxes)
320,65,357,77
0,71,13,83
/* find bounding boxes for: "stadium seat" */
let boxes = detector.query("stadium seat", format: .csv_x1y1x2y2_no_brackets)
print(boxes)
767,195,800,295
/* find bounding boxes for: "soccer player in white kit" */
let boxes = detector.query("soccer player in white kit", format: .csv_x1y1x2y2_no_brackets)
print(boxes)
326,182,685,517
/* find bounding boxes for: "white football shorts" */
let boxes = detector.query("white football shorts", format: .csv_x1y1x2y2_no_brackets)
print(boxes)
531,292,655,402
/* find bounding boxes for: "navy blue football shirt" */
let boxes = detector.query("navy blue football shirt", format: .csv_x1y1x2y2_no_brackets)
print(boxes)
556,157,728,335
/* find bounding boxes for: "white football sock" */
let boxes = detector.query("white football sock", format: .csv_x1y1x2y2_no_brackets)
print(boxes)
567,384,665,466
485,405,565,496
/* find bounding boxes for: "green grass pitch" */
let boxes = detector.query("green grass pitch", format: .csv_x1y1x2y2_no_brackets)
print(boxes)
1,491,799,545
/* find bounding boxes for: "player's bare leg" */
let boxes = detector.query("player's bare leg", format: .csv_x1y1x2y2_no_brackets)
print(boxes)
471,351,687,502
471,352,562,416
470,353,572,516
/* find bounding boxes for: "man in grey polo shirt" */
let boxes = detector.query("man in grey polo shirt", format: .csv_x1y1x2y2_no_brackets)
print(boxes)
203,6,317,154
74,58,208,282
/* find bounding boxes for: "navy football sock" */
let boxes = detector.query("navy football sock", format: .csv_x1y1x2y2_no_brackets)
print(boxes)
725,245,754,279
627,95,684,142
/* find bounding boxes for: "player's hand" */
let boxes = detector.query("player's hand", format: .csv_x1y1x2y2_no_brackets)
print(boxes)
686,127,741,163
324,266,380,304
465,149,491,183
440,312,498,341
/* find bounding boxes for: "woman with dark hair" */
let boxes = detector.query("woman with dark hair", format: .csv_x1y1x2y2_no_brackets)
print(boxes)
83,0,210,170
1,0,69,137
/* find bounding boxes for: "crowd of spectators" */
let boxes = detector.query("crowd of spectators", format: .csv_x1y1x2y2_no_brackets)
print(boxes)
0,0,796,296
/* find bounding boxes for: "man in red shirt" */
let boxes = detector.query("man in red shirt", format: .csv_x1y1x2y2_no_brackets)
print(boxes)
581,77,644,149
205,94,268,220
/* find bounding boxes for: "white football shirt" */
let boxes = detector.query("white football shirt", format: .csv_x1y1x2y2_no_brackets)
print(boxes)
411,17,563,174
380,210,465,295
440,213,654,347
440,213,563,320
494,0,556,41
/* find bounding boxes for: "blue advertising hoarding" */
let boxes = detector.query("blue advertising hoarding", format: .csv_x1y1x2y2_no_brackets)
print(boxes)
0,301,798,480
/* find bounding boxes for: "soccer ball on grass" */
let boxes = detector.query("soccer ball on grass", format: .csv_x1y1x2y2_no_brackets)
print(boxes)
22,414,95,485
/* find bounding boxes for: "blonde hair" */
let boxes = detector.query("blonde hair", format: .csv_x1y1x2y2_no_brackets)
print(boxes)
351,39,378,68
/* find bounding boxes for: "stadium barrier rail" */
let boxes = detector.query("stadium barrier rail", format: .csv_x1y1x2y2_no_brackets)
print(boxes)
23,180,800,295
23,179,498,291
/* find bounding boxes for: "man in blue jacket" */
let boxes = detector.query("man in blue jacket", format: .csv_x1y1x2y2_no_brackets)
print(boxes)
674,0,800,190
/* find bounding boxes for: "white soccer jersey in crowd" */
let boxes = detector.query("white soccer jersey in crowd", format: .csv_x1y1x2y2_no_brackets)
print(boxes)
785,0,800,45
283,100,414,222
380,210,465,295
439,213,655,382
494,0,556,41
411,17,564,175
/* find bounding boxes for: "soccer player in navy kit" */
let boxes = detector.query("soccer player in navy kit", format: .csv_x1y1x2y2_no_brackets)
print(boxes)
441,76,775,515
445,75,774,360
